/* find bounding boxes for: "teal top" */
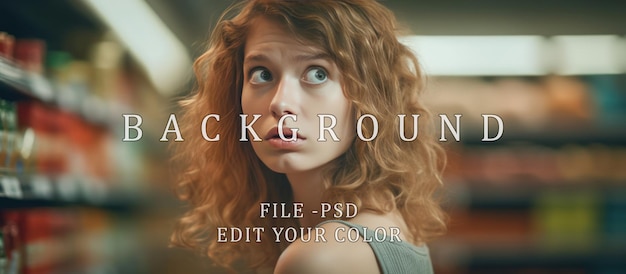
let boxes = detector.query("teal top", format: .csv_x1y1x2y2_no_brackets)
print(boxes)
318,220,434,274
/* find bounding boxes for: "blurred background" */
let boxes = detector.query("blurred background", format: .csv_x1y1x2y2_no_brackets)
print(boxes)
1,0,625,273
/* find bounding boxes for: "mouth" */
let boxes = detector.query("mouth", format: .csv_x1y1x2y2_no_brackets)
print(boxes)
264,126,306,141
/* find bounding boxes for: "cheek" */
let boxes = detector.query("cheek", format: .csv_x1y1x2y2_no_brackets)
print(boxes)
328,85,354,123
338,101,356,136
240,89,253,113
241,88,271,114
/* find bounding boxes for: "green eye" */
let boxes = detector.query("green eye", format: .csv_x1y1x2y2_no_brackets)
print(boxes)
303,67,327,84
250,68,273,83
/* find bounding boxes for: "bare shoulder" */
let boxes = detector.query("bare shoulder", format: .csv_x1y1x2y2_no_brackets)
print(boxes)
273,221,380,274
350,210,415,243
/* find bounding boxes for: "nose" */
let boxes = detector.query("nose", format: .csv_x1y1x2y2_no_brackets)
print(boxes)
269,76,299,119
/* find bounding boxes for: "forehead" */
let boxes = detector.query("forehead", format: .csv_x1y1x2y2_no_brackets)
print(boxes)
244,16,325,56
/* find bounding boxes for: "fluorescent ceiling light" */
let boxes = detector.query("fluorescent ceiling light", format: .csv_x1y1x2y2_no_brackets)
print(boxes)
400,35,625,76
82,0,191,96
400,36,548,76
552,35,624,75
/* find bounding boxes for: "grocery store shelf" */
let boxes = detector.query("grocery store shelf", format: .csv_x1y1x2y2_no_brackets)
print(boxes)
447,182,626,210
0,56,127,128
0,174,143,211
434,240,626,270
456,128,626,146
0,197,141,212
467,249,626,271
0,56,43,101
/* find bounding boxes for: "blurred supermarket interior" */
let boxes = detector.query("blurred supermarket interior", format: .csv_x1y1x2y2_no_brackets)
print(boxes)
1,0,625,273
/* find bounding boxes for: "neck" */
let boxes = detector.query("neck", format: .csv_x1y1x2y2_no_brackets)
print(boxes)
287,168,326,228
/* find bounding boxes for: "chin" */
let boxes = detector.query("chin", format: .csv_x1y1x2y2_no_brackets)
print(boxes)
262,156,318,174
264,162,307,174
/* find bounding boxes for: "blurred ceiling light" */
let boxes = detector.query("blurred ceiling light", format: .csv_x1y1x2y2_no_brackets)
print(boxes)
552,35,624,75
400,36,549,76
400,35,625,76
82,0,191,96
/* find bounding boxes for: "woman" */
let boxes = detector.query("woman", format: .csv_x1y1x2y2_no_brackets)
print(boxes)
171,0,447,273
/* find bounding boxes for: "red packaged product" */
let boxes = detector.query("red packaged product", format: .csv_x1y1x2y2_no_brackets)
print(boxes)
2,210,25,274
0,32,15,58
13,39,46,74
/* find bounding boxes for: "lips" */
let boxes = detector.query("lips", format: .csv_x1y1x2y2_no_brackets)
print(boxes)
262,126,305,150
264,126,305,141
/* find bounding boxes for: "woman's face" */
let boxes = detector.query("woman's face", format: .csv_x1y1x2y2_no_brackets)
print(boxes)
241,16,356,174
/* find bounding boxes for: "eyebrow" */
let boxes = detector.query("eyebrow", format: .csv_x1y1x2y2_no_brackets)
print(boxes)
293,52,332,63
244,52,332,64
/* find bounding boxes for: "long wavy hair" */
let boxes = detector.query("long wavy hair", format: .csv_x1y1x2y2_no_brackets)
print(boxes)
171,0,447,271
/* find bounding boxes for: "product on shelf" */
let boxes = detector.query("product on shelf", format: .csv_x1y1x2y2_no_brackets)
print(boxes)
0,32,14,59
1,6,171,273
1,211,22,274
12,40,45,75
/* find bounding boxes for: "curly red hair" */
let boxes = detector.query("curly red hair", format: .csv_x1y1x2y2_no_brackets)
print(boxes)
170,0,447,271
